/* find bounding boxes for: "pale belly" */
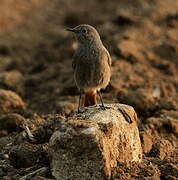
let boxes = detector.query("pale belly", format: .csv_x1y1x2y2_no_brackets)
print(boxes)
74,60,110,92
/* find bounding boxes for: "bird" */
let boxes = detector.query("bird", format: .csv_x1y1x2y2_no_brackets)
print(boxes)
66,24,132,123
67,24,111,111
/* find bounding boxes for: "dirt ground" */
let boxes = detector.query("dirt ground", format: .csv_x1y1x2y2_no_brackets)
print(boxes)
0,0,178,179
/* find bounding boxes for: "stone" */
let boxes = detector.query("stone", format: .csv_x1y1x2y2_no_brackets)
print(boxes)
0,89,26,115
49,104,142,180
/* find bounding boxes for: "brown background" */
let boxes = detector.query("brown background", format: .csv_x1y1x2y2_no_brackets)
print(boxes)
0,0,178,179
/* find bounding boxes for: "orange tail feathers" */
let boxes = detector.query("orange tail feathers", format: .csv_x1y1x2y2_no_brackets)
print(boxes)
84,91,97,107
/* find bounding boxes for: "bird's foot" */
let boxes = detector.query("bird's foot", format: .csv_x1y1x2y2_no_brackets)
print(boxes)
77,109,82,113
99,104,111,110
77,108,85,113
118,108,133,123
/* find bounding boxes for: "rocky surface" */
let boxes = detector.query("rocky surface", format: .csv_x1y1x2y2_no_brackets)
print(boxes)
0,0,178,179
49,104,142,180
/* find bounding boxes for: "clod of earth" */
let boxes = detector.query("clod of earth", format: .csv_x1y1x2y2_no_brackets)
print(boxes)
0,113,25,133
9,142,45,168
0,70,24,94
49,104,142,180
149,139,174,160
0,89,26,115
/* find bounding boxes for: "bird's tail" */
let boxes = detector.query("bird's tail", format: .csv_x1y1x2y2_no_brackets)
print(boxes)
84,90,97,107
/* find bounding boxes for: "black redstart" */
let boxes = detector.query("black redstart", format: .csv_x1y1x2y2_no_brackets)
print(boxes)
67,24,111,110
67,24,132,123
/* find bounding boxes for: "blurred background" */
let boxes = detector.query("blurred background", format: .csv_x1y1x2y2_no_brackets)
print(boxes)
0,0,178,179
0,0,178,115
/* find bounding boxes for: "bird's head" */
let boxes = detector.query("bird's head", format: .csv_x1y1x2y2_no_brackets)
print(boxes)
66,24,101,44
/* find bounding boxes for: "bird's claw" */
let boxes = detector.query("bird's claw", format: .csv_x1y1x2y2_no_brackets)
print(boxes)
99,105,111,110
100,105,106,110
77,108,86,113
77,109,82,113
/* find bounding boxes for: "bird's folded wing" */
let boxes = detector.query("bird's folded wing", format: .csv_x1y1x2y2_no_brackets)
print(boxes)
72,53,78,70
102,48,112,66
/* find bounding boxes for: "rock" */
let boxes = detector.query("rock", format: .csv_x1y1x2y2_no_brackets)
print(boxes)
9,142,44,168
0,71,24,94
0,89,26,115
149,139,174,159
49,104,142,180
0,113,25,133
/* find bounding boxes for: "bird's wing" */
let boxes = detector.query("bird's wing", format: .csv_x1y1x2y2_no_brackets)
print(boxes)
103,47,112,66
72,53,78,70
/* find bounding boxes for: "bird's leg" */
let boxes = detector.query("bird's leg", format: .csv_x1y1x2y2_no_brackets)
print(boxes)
97,91,107,110
77,93,82,113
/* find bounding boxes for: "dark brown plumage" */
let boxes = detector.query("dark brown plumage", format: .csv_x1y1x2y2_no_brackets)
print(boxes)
67,24,111,111
67,24,133,123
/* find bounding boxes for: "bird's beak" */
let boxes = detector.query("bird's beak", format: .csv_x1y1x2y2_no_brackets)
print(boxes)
66,28,79,33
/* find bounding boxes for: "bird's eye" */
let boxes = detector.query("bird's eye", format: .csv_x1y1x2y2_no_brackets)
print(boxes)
82,29,87,33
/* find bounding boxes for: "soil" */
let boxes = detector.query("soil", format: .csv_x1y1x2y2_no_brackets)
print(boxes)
0,0,178,179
